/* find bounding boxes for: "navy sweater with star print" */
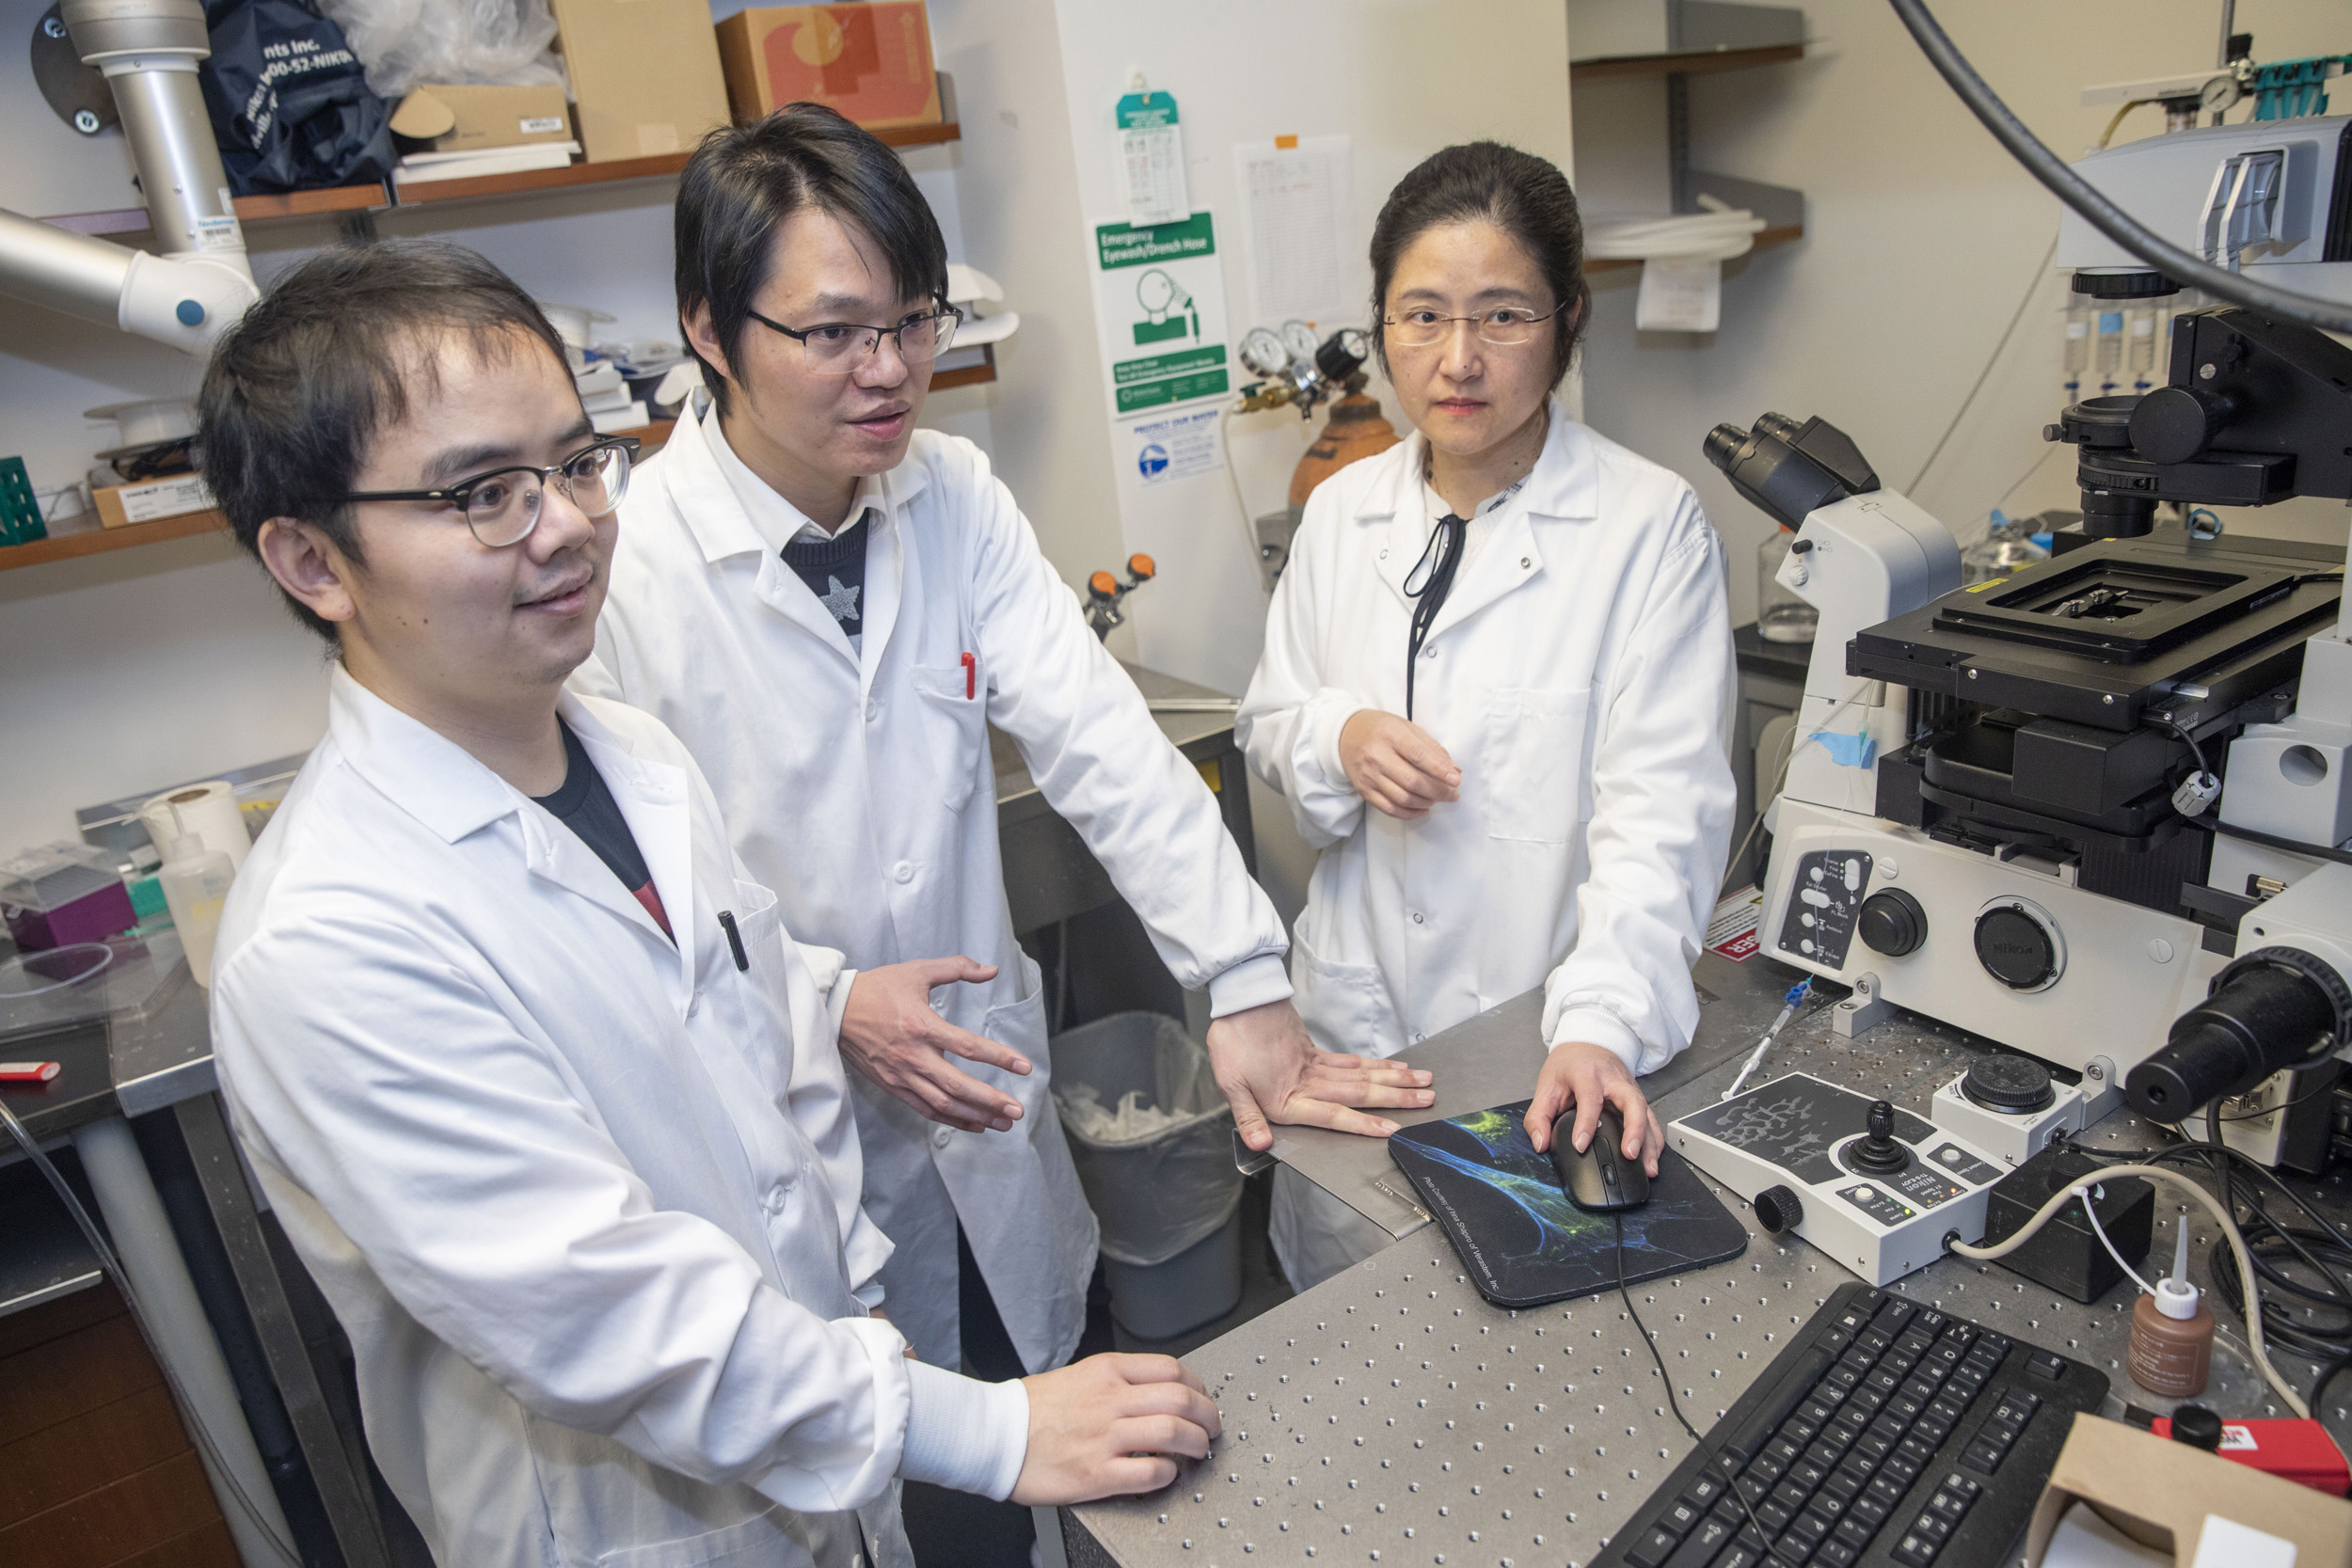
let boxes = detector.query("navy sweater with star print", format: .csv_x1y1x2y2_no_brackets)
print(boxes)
781,515,868,648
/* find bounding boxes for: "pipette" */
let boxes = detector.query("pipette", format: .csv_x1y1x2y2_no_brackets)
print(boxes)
1722,978,1813,1101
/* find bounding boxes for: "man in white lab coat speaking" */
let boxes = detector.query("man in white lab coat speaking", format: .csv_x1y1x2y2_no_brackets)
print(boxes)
199,240,1219,1568
579,104,1433,1381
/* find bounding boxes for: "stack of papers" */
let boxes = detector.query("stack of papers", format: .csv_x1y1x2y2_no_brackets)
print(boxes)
395,142,580,185
575,359,645,435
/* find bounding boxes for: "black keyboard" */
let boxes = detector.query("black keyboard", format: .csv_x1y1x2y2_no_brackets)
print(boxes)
1595,1281,2108,1568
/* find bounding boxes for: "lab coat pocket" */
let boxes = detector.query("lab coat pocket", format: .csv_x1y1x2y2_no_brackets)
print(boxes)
1289,923,1402,1060
1478,686,1594,846
980,954,1049,1107
908,663,988,812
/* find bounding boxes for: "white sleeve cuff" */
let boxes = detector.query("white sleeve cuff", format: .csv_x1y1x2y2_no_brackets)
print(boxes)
1311,693,1374,794
828,967,858,1041
899,1359,1031,1501
1208,953,1295,1019
1547,1005,1645,1076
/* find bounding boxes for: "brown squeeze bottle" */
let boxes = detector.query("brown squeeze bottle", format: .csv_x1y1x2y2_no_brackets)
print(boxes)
2129,1216,2214,1399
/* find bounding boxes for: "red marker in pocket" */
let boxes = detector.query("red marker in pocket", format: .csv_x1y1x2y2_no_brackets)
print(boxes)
0,1062,61,1084
961,652,976,699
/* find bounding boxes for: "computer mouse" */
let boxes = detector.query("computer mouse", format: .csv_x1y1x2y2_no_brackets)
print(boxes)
1549,1106,1650,1212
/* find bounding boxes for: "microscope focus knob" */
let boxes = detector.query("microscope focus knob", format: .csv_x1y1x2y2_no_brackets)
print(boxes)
1857,889,1927,958
1753,1184,1804,1235
2130,385,2239,465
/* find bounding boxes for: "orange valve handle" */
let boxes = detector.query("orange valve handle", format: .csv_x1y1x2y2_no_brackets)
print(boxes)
1089,570,1119,598
1127,553,1157,580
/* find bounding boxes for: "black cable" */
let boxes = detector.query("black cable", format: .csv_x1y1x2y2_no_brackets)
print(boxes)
1886,0,2352,333
2150,711,2210,778
2213,1069,2344,1123
1617,1212,1774,1556
2076,1117,2352,1394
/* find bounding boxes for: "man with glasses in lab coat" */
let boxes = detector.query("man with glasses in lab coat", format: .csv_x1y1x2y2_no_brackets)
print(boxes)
199,240,1221,1568
580,105,1434,1393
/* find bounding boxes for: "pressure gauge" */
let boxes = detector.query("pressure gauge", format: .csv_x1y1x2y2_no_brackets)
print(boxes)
2200,73,2243,114
1281,319,1322,365
1239,327,1291,377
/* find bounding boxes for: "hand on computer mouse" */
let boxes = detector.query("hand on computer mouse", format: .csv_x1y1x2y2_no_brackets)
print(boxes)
1524,1040,1663,1178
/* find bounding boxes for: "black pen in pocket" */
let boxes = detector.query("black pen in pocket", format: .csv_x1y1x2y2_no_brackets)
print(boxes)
716,910,750,972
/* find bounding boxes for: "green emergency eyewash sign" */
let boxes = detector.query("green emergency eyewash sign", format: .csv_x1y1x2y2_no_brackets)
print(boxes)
1090,213,1230,415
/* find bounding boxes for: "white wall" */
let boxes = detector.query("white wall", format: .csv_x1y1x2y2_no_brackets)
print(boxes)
0,0,993,850
1572,0,2352,626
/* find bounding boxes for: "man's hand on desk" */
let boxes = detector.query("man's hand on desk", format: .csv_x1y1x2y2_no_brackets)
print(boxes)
1206,998,1434,1150
1013,1354,1221,1504
837,958,1029,1133
1526,1040,1664,1178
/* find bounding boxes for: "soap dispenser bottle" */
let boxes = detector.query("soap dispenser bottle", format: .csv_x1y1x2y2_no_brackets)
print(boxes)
2130,1215,2215,1398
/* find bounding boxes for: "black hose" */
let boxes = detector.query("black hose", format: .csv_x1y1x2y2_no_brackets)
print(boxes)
1886,0,2352,334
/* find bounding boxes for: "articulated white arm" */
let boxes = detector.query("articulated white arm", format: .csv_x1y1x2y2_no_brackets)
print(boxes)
0,208,257,355
0,0,259,356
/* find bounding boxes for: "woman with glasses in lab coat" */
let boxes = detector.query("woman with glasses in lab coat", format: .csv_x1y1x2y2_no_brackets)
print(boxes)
1239,141,1738,1290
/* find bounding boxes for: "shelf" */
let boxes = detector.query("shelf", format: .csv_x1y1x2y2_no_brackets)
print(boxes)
0,508,228,571
0,421,677,574
1584,223,1804,274
44,182,389,239
1570,42,1804,82
39,121,958,235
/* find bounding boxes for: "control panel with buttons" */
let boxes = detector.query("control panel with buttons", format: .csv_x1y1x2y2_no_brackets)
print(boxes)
1774,849,1873,969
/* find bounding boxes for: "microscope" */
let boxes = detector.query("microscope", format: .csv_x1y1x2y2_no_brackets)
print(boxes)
1708,116,2352,1174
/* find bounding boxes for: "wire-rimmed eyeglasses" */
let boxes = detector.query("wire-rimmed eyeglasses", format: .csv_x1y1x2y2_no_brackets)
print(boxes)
1381,302,1568,349
746,304,964,374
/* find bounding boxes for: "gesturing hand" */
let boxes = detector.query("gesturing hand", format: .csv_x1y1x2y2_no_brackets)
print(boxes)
1338,708,1461,821
837,958,1028,1133
1012,1354,1221,1505
1206,998,1433,1151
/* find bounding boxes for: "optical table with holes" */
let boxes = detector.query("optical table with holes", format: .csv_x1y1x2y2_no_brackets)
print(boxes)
1063,955,2352,1568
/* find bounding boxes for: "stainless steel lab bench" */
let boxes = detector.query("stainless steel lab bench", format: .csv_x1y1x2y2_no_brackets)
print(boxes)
1065,955,2352,1568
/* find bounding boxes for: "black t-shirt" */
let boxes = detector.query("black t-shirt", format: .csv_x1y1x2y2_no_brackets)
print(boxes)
781,513,870,645
532,721,674,941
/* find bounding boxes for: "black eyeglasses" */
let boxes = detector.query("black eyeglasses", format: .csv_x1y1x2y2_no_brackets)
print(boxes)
747,304,963,374
338,437,641,547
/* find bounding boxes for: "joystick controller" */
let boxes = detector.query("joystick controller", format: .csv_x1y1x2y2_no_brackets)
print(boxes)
1846,1100,1912,1175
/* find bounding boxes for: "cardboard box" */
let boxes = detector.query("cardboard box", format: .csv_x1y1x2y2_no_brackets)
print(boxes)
2026,1413,2352,1567
93,473,214,530
390,84,574,152
716,4,942,130
548,0,732,163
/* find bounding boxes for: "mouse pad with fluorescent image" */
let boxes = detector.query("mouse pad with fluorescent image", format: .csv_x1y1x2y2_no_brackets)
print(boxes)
1387,1101,1748,1308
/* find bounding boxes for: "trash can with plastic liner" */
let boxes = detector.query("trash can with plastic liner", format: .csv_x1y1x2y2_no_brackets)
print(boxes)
1051,1011,1243,1339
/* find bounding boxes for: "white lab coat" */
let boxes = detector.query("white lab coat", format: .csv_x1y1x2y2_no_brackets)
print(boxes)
1240,402,1737,1075
210,669,1020,1568
578,407,1292,1371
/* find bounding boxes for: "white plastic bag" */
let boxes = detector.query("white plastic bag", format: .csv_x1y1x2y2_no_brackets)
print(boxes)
315,0,564,103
